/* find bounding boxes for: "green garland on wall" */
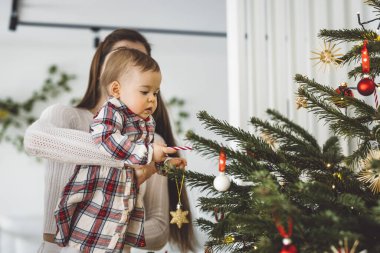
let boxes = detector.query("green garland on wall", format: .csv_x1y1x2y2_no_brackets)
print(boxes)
166,97,190,136
0,65,190,151
0,65,75,151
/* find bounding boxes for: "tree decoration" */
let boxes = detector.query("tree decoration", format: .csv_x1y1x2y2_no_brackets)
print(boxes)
170,171,190,228
358,150,380,194
333,172,343,181
223,234,236,244
334,82,354,108
0,65,75,151
261,132,276,147
357,76,376,96
295,96,307,109
361,40,370,73
204,246,213,253
275,216,297,253
170,205,189,229
330,238,360,253
214,207,225,222
184,3,380,251
357,40,376,96
213,149,231,192
310,40,343,70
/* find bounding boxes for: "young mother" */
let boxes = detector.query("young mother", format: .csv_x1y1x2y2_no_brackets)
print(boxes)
24,29,196,253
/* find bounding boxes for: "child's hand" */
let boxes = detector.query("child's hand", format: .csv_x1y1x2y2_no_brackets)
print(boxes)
133,163,157,186
166,157,187,170
153,143,177,162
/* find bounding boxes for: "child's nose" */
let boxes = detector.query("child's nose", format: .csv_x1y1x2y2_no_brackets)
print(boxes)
148,95,156,102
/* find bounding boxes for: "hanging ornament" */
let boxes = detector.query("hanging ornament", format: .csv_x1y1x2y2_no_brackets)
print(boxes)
214,207,225,222
261,132,276,148
170,172,190,228
357,40,376,96
275,216,298,253
334,82,354,108
224,234,236,244
357,75,376,96
213,149,231,192
310,40,343,71
361,40,370,73
295,96,307,109
330,238,360,253
358,150,380,194
204,246,214,253
333,172,343,181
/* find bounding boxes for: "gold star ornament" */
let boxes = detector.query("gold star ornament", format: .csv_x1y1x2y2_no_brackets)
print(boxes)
358,150,380,194
295,96,307,109
170,205,189,229
330,238,359,253
311,40,343,71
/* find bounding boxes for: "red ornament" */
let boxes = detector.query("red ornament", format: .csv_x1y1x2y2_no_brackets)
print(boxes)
334,82,354,107
357,77,376,96
275,217,298,253
213,149,231,191
214,207,225,222
280,244,298,253
219,149,226,172
361,40,370,73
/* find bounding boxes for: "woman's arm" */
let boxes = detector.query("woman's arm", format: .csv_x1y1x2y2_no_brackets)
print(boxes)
24,104,123,167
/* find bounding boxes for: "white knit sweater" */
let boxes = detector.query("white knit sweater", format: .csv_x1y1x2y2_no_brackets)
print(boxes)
24,104,169,251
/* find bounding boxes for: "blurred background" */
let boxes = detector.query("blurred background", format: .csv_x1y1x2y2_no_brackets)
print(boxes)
0,0,377,252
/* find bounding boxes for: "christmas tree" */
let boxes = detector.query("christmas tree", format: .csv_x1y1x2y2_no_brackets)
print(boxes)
185,1,380,252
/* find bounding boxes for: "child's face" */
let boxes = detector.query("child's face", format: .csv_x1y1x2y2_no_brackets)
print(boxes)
118,67,161,119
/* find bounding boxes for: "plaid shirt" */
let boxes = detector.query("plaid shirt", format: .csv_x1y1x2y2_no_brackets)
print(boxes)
91,97,155,165
54,98,155,253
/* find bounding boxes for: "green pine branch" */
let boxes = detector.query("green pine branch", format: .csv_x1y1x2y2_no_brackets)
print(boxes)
196,111,275,154
365,0,380,13
295,75,371,137
318,28,377,42
341,41,380,65
348,57,380,78
185,130,271,177
250,116,321,158
266,109,320,148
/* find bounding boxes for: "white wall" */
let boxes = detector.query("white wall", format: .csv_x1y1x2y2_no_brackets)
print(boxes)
0,0,227,252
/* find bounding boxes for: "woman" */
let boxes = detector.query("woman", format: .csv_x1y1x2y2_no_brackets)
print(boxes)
24,29,196,253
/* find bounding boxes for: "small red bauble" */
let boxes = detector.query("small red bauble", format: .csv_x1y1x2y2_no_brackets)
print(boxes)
335,82,354,108
280,244,298,253
357,77,376,96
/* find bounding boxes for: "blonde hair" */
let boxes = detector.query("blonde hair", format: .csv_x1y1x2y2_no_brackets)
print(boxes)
99,47,160,89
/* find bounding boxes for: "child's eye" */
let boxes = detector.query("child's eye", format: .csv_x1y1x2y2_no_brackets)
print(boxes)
140,91,149,95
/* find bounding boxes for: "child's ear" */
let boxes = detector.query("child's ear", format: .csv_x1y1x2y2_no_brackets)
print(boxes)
109,81,121,98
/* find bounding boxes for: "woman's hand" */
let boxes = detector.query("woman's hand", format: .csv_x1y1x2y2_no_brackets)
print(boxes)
134,163,158,186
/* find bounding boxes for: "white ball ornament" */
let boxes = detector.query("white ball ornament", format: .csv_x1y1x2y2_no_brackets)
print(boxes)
213,172,231,192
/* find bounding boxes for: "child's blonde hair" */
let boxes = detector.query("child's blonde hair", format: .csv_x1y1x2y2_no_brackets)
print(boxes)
99,47,160,88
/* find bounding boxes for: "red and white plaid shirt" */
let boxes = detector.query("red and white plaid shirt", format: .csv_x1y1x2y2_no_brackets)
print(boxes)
54,97,155,253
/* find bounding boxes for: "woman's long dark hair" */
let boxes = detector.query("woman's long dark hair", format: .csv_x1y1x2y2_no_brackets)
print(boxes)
153,97,197,252
77,29,196,252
